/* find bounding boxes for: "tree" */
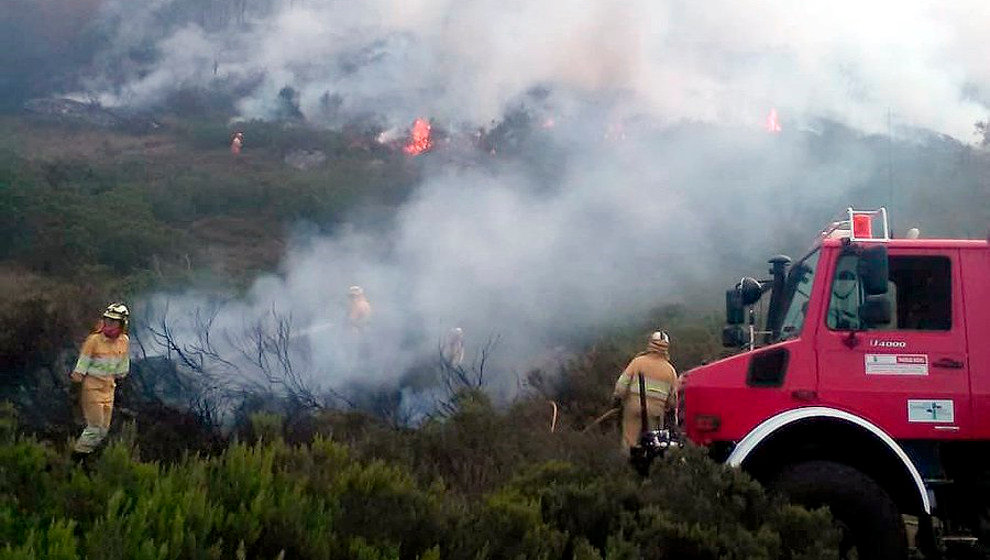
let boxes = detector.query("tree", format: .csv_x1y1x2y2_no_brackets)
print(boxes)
977,120,990,147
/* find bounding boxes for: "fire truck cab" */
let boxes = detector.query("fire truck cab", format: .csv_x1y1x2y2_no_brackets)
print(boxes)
682,208,990,559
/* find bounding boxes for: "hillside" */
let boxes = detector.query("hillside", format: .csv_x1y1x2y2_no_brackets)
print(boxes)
0,113,418,426
3,109,990,432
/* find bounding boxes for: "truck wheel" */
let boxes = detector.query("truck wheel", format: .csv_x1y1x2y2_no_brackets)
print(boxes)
771,460,908,560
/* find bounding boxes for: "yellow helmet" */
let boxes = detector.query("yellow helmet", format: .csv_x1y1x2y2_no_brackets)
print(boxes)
102,303,130,322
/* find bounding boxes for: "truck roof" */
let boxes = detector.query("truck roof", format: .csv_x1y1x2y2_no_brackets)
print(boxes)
820,237,989,250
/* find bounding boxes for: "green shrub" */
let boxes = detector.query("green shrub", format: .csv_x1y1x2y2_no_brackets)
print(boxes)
448,489,568,560
0,414,837,560
0,519,78,560
0,404,16,443
0,159,186,276
247,413,284,444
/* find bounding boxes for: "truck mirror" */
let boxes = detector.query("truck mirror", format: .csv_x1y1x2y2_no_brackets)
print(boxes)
722,325,746,347
857,245,889,295
859,294,892,327
726,290,744,324
739,277,763,306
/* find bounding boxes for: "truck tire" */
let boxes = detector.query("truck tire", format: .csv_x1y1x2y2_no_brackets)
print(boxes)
771,460,908,560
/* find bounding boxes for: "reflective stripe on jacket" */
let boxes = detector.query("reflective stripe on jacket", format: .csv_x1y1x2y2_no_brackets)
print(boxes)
348,297,371,327
74,333,130,378
614,372,674,401
613,345,677,407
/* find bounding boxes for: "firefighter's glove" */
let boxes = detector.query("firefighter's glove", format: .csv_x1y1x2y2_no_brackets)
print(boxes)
70,371,84,383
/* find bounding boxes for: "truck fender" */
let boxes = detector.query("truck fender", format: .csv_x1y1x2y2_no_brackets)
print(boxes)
726,406,930,514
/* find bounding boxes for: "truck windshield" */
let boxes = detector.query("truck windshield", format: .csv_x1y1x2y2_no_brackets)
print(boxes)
778,249,820,340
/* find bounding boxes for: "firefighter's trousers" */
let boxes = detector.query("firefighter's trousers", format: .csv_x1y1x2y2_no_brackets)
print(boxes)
74,376,116,453
620,398,666,454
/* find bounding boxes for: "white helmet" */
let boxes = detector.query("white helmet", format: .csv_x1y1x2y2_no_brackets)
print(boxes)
348,285,364,296
103,303,130,322
650,330,669,344
102,303,130,331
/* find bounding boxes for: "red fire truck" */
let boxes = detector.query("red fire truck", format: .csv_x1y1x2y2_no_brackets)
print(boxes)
680,208,990,559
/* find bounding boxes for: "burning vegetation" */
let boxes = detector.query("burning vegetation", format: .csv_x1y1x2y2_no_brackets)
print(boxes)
766,108,782,134
403,117,433,155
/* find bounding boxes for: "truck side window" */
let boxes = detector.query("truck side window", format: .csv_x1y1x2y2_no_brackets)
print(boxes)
827,254,951,331
827,255,863,330
889,256,951,330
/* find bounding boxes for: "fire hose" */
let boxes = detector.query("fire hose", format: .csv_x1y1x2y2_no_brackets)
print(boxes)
548,400,558,433
578,374,682,476
581,407,619,433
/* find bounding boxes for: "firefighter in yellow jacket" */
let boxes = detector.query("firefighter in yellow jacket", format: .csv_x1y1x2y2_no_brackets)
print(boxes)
70,303,130,456
346,286,372,364
347,286,371,334
613,330,678,453
442,327,465,367
230,131,244,155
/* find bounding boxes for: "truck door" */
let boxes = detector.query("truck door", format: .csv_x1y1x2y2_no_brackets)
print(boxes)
815,248,970,438
961,247,990,439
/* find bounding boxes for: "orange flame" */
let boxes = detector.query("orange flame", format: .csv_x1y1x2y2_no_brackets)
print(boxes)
766,108,782,134
403,118,433,155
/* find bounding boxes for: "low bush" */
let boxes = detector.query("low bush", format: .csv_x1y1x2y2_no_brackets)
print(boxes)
0,404,839,560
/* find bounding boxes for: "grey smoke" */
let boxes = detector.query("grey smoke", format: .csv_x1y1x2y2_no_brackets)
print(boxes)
137,114,892,408
81,0,990,138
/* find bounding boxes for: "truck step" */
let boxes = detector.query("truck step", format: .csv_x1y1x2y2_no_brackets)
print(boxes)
923,478,954,486
940,536,979,545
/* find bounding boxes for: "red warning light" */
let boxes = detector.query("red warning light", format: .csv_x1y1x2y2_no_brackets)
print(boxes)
853,214,873,238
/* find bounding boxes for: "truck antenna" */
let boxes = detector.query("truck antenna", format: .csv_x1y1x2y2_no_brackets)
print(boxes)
887,108,894,220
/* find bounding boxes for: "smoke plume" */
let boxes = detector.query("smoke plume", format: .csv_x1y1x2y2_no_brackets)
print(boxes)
69,0,989,139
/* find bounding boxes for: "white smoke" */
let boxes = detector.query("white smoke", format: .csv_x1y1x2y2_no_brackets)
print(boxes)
136,113,889,411
85,0,990,138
